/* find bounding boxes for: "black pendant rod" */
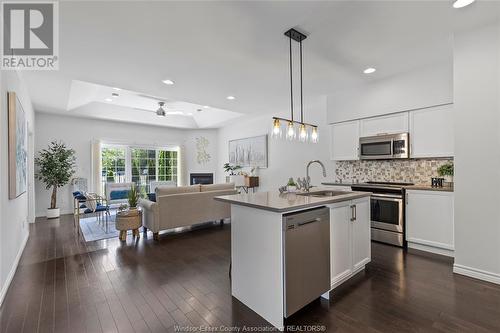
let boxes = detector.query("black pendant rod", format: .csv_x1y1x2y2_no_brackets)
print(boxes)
300,39,304,123
289,34,294,122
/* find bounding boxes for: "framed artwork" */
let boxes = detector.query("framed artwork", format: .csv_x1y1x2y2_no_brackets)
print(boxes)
228,135,268,168
8,92,27,199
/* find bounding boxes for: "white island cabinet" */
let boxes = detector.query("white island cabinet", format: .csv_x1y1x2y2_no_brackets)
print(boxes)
330,197,370,288
215,190,371,330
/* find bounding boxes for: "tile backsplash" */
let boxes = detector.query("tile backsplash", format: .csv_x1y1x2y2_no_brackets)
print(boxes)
335,158,453,185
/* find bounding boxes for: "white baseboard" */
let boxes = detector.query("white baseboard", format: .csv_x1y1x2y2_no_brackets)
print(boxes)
408,241,454,258
35,208,73,218
0,231,29,306
453,264,500,285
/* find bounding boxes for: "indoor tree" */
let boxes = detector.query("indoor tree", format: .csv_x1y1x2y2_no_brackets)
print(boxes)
35,141,76,217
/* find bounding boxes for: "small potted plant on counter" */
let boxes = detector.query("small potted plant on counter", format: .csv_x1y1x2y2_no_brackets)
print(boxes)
287,177,298,193
35,141,76,219
438,162,454,186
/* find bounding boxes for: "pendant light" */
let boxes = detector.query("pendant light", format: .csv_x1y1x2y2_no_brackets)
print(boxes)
271,28,318,143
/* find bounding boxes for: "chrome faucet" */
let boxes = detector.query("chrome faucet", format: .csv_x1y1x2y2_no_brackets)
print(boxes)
305,160,327,192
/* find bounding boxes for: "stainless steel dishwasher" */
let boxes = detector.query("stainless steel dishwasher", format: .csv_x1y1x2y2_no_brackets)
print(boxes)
283,206,330,317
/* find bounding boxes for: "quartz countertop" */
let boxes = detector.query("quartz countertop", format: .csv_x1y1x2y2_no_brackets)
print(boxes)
404,184,454,192
214,188,371,213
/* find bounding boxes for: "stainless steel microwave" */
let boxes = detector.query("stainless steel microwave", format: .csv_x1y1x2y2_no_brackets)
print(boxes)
359,133,409,160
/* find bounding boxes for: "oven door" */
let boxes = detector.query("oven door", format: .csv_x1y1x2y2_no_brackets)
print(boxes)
370,194,403,232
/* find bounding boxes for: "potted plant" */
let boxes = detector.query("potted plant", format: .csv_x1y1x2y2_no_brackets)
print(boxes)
127,185,140,210
223,163,245,186
438,162,454,186
287,177,297,193
35,141,76,219
223,163,242,175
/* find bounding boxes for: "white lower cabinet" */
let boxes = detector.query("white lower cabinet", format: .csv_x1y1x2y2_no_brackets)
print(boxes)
406,190,454,257
329,197,371,289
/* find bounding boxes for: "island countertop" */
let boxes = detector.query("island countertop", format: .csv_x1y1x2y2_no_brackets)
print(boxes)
214,188,371,213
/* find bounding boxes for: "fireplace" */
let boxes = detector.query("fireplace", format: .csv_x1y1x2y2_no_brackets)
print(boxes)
190,173,214,185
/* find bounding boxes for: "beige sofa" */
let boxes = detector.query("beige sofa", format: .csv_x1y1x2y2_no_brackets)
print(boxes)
138,183,237,240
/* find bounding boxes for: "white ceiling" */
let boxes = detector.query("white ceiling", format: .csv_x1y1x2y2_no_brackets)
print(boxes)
63,80,242,128
24,0,500,129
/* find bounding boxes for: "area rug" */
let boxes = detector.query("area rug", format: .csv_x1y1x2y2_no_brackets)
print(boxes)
79,211,139,242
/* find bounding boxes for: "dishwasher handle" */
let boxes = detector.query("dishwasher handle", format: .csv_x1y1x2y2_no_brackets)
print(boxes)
297,217,321,227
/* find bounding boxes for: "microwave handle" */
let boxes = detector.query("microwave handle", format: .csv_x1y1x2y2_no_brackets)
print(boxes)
390,139,394,156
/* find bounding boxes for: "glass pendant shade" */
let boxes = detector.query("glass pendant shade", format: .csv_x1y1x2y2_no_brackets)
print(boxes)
271,118,282,139
310,127,319,143
286,121,296,141
298,123,308,142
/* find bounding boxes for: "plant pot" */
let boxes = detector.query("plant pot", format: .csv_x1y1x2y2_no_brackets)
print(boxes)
287,185,297,193
444,175,453,186
229,175,246,187
46,208,60,219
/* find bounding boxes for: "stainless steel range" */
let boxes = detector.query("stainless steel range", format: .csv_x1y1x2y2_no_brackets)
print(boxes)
351,181,413,247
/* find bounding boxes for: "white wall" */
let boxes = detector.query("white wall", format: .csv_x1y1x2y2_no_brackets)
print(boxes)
217,97,332,191
327,62,453,123
0,71,35,305
453,22,500,284
34,113,217,217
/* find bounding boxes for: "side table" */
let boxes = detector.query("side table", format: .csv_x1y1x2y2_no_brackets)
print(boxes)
115,209,142,241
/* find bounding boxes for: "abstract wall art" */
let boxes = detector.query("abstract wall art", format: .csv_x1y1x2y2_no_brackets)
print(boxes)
228,135,268,168
8,92,27,199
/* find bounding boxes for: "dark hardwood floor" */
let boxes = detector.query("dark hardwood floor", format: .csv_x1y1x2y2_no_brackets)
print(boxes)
1,215,500,333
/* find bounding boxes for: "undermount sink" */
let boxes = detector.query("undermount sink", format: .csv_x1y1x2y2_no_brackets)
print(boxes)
297,190,348,197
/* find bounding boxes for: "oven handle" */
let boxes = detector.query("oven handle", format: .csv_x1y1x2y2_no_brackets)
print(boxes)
371,194,403,201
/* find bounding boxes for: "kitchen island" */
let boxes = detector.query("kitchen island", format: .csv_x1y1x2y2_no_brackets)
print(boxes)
214,189,371,330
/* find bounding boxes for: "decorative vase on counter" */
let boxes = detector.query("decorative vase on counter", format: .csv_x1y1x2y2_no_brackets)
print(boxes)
444,175,453,186
287,185,297,193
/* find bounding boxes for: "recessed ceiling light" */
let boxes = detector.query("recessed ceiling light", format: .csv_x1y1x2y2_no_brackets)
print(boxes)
203,105,209,109
226,96,235,100
187,112,194,116
162,79,174,85
105,98,113,102
363,67,376,74
453,0,475,8
112,87,121,91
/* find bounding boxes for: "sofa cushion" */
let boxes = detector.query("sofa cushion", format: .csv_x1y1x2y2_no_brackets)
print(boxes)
156,184,200,196
147,193,156,202
110,189,129,200
200,183,235,192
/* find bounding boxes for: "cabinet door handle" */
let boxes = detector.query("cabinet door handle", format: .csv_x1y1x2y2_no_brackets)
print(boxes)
353,204,357,221
350,205,355,221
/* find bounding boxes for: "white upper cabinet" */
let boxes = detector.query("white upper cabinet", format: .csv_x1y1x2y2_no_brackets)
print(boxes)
330,120,359,161
360,112,409,137
409,104,454,158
